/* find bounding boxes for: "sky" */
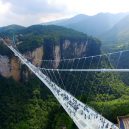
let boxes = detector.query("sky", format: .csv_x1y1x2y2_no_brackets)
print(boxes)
0,0,129,26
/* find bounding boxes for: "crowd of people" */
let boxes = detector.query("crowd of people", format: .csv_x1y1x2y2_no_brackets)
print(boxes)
42,75,117,129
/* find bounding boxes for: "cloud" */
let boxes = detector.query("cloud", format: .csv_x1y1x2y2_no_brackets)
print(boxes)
0,0,129,26
1,0,67,14
0,0,69,26
0,1,10,14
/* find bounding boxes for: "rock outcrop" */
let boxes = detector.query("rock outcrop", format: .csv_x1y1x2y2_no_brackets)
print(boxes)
0,46,43,81
0,38,100,81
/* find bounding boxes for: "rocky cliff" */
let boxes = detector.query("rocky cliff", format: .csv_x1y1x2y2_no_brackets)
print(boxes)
0,45,43,81
43,38,100,66
0,38,100,80
0,25,101,81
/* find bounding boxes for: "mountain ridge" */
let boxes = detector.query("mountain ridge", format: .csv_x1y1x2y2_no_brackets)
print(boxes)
100,14,129,44
43,12,129,36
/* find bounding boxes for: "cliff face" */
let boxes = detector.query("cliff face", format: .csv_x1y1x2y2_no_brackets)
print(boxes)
0,55,20,80
0,46,43,81
10,57,21,80
24,46,43,67
43,39,88,68
61,39,88,58
0,55,11,78
43,39,97,69
0,25,101,80
53,45,61,68
0,37,100,80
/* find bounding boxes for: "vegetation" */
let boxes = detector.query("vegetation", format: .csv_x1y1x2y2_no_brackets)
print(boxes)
0,24,129,129
0,41,13,57
0,75,76,129
16,25,90,53
90,96,129,123
0,24,25,37
1,70,129,129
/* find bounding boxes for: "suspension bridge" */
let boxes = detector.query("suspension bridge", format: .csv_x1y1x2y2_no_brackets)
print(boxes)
2,38,129,129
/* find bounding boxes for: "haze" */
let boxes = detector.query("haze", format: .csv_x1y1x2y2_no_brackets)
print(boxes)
0,0,129,26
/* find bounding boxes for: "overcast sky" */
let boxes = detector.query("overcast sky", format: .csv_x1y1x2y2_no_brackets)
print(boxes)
0,0,129,26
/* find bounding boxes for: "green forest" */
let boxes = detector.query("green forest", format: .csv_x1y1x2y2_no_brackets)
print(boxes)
0,75,77,129
0,25,129,129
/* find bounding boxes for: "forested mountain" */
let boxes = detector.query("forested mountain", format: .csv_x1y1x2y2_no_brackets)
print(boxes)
0,24,25,36
100,15,129,45
43,12,129,51
0,74,75,129
0,25,101,58
43,13,128,36
0,25,129,129
0,25,100,129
